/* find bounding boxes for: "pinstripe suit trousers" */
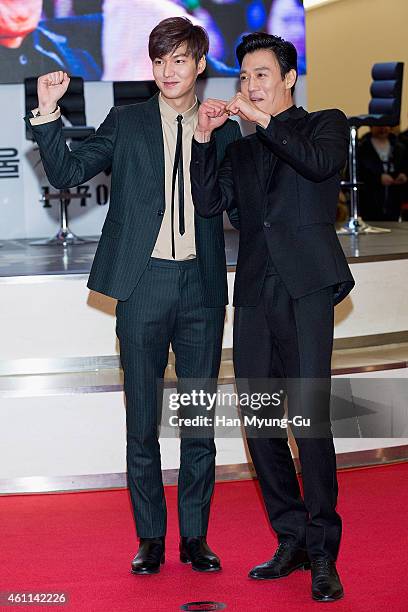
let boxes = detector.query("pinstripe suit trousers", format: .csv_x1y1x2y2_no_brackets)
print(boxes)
116,257,225,537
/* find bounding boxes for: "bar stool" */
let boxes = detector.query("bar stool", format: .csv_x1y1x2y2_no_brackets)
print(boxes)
340,62,404,235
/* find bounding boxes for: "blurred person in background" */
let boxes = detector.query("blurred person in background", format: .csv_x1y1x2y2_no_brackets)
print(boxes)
397,123,408,219
358,125,408,221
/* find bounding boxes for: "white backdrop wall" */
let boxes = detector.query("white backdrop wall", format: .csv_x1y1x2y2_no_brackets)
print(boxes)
0,77,307,240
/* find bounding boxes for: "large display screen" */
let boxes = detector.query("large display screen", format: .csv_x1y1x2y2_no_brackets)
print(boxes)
0,0,305,83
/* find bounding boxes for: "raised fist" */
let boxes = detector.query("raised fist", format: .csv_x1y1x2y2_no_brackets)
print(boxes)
195,99,229,141
37,71,70,115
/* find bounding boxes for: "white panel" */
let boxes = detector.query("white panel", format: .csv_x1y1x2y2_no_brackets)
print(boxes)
0,278,118,360
335,260,408,338
1,386,405,481
334,437,408,454
1,257,408,364
0,391,248,478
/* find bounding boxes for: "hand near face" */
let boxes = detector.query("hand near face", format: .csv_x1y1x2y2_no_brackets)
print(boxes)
226,92,270,128
37,71,70,115
195,99,229,141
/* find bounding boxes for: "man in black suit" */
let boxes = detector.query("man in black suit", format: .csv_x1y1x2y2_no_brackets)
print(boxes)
191,33,354,602
25,17,240,575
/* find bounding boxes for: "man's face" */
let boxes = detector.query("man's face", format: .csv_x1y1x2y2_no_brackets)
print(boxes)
0,0,42,40
152,42,205,101
240,49,295,116
371,126,392,139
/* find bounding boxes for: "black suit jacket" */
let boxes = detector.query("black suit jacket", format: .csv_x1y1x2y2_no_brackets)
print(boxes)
25,94,241,306
191,105,355,306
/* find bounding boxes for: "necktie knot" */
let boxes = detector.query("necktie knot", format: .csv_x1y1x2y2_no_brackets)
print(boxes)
177,114,183,124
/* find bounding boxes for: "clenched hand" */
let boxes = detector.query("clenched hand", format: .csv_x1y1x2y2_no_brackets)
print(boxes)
37,71,70,115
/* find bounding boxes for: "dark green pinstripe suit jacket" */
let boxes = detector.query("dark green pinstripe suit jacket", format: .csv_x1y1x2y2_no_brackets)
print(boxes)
26,93,241,306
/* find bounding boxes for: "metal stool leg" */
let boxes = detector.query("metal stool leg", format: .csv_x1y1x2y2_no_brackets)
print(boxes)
343,125,366,234
339,126,391,235
30,190,98,246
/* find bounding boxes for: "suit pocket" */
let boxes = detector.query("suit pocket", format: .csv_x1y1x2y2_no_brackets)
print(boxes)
101,217,123,238
297,222,332,231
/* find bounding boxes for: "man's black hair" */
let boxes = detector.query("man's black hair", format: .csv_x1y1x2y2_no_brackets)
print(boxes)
236,32,298,93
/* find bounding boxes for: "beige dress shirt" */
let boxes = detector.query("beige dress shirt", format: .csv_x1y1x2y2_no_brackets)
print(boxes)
152,94,198,260
30,94,198,260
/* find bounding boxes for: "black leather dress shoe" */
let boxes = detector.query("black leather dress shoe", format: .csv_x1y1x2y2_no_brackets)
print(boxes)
311,558,344,602
131,537,165,575
180,537,221,572
249,541,311,580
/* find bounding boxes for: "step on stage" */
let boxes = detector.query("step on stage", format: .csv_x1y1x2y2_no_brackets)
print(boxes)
1,223,408,494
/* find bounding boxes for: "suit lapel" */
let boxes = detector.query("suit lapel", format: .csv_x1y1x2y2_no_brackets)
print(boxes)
265,152,278,193
248,136,278,194
249,137,266,193
140,94,165,200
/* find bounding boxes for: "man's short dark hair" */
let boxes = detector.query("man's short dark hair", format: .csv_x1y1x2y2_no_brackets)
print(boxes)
236,32,298,93
149,17,209,65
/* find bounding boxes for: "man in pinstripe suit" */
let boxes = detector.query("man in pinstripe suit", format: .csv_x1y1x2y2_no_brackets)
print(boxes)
25,17,241,575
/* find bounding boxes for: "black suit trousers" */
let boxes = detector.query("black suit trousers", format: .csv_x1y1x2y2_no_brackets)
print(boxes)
116,258,225,538
233,272,341,560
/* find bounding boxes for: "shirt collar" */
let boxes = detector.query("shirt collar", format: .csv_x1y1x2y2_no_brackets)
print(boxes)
274,104,296,122
159,93,198,123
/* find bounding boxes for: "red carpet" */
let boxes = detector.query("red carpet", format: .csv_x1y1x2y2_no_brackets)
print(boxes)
1,463,407,612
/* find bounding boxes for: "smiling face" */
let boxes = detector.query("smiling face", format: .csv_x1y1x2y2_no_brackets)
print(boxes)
0,0,42,45
152,42,205,106
239,48,296,116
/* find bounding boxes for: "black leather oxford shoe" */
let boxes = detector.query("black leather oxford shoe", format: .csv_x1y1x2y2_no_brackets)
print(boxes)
131,537,165,575
311,558,344,602
180,537,221,572
249,541,311,580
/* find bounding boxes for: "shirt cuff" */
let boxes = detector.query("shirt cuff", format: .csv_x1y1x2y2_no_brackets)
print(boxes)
192,133,216,148
29,106,61,126
256,115,273,134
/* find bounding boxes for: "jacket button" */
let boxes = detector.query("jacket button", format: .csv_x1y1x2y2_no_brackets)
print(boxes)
264,221,271,228
157,209,164,216
282,139,288,145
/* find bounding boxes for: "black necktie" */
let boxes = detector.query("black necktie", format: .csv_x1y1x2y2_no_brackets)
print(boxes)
171,114,185,259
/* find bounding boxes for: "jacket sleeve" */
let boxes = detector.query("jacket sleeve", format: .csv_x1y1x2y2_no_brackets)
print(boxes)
24,107,117,189
256,109,350,182
225,121,241,229
190,130,237,220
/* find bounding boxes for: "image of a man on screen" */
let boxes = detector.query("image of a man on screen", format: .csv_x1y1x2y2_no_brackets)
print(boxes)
102,0,306,80
0,0,305,84
0,0,101,82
